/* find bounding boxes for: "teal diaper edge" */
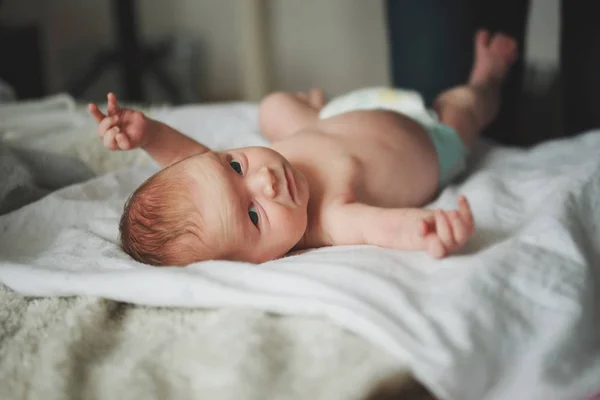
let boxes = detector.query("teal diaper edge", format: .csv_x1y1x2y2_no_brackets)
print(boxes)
426,123,467,188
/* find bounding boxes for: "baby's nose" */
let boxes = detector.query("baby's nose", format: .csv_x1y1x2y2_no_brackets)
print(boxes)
251,166,276,198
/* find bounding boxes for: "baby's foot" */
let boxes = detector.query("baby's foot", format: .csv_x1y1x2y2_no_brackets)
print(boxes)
294,88,326,111
469,30,518,87
308,88,326,110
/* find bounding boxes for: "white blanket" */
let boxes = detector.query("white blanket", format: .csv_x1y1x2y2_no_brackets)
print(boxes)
1,100,600,400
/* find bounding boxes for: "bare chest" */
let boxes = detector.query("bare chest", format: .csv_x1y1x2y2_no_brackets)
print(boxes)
273,132,360,204
278,113,439,204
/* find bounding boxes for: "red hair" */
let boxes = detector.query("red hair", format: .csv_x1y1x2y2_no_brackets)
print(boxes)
119,171,212,266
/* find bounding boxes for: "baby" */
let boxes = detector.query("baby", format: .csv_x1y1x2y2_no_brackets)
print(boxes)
89,30,517,266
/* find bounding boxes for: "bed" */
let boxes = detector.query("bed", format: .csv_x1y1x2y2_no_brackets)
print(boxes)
1,94,599,400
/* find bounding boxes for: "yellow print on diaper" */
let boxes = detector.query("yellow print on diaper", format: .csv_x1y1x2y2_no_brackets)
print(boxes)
377,88,406,104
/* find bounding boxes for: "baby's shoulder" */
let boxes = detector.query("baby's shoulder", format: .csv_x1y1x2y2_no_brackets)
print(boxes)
288,127,354,153
305,153,361,207
276,129,362,185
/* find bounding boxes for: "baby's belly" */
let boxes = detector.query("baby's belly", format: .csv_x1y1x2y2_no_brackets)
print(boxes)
323,110,440,207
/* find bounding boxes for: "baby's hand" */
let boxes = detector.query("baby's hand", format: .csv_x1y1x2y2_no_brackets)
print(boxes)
419,195,474,258
88,92,152,151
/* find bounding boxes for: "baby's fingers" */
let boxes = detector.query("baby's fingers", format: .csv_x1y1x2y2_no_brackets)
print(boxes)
107,92,120,115
426,235,446,259
435,210,456,250
449,211,470,245
98,115,118,137
115,133,131,150
458,196,474,226
88,103,105,123
103,126,119,150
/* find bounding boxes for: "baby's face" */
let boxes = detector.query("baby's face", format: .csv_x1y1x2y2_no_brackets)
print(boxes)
178,147,309,263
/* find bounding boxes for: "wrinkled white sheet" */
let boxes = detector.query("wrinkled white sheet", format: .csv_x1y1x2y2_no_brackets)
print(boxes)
1,99,599,400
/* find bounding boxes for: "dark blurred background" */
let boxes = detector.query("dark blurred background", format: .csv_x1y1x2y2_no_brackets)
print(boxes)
1,0,562,144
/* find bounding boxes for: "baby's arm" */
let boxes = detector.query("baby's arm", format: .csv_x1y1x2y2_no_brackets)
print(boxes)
89,93,209,168
323,196,474,258
141,118,210,168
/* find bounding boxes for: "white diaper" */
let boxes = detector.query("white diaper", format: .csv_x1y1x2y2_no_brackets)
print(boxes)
319,87,439,128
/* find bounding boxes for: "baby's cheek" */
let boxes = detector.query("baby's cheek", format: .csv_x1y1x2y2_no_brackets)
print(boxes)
278,210,305,240
291,209,308,239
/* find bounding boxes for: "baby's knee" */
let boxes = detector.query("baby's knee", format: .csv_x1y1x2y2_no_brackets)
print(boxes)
260,92,294,113
259,91,294,126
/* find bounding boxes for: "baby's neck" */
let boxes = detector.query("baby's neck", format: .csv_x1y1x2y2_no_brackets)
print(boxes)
292,233,308,252
280,151,332,248
294,190,324,251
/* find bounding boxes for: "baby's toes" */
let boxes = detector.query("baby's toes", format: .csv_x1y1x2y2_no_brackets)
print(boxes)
490,34,518,60
308,88,326,109
295,92,309,102
474,29,491,52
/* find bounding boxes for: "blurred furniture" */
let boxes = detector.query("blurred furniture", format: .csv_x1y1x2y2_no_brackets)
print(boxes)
237,0,271,101
68,0,180,103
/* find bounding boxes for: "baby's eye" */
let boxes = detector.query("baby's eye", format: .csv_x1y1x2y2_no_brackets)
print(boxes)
248,205,259,226
229,159,243,175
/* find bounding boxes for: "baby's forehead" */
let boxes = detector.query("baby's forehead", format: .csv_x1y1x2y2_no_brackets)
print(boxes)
159,151,256,251
180,154,248,241
182,153,240,204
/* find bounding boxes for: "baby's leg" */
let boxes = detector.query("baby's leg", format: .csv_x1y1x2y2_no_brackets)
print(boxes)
259,88,325,142
433,30,517,149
